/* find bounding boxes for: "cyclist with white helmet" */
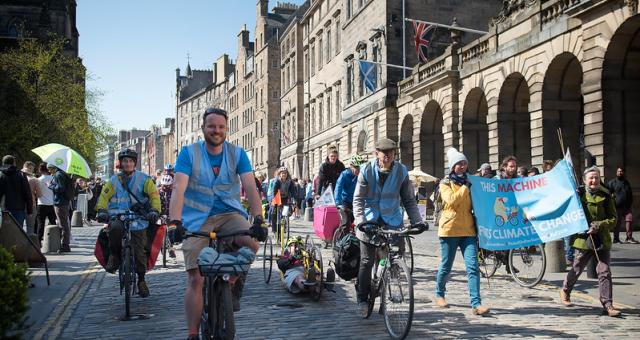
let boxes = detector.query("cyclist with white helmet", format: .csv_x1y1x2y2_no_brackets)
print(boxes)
164,163,175,177
270,166,297,233
335,154,365,232
159,174,177,257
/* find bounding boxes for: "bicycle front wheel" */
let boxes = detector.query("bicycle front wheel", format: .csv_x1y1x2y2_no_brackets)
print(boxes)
215,280,235,340
402,237,414,275
201,277,214,339
478,249,499,278
382,259,414,340
262,237,273,283
123,246,133,318
508,244,546,288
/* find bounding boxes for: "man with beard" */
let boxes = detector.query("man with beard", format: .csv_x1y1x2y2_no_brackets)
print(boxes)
316,146,345,197
608,167,636,243
168,107,267,340
494,155,518,180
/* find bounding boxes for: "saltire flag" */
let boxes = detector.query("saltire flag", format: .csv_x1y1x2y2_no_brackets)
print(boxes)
358,60,377,92
413,21,435,62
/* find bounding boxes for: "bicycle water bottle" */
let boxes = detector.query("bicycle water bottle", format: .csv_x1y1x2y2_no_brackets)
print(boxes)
376,259,386,278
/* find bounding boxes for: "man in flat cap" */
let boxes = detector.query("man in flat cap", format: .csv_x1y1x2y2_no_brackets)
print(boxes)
352,138,425,316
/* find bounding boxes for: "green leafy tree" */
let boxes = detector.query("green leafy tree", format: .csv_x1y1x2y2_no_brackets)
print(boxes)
0,35,112,168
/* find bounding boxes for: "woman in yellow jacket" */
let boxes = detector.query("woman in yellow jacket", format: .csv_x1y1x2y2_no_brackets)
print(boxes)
435,148,489,315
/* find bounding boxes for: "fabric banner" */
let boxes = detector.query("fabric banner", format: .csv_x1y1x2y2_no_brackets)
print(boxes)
468,160,588,250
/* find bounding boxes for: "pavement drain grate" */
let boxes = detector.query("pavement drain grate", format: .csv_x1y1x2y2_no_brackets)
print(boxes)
521,294,554,302
271,303,305,309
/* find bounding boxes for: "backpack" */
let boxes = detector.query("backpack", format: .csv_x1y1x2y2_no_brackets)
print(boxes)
332,233,360,281
63,173,75,201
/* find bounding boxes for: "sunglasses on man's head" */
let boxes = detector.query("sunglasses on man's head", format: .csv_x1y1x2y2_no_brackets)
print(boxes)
203,107,228,120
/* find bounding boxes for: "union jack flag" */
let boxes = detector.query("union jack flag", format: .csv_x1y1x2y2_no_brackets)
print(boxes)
413,22,435,62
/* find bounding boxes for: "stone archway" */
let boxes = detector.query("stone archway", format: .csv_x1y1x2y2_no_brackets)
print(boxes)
542,53,583,170
603,15,640,200
400,115,414,169
420,101,444,177
498,73,531,164
462,88,489,171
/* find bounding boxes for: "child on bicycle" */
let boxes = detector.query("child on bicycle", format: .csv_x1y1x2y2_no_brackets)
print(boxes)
277,238,311,294
159,174,177,258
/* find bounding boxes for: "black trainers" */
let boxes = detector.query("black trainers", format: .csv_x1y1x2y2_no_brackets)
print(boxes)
613,238,621,244
105,255,120,274
138,280,150,298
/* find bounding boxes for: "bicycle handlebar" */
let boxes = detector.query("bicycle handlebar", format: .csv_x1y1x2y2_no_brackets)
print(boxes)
356,221,429,236
184,229,253,241
109,211,145,222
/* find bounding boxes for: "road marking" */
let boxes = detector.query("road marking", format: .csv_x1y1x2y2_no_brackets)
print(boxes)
33,262,100,340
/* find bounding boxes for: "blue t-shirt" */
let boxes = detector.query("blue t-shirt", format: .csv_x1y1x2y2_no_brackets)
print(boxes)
175,143,253,216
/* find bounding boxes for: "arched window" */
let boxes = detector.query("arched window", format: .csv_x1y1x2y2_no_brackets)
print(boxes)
356,130,367,153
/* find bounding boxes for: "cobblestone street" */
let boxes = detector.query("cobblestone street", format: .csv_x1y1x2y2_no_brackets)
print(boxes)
25,220,640,339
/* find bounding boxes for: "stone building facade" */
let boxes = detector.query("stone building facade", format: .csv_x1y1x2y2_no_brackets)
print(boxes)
0,0,79,57
288,0,500,180
176,55,234,149
395,0,640,214
253,1,297,177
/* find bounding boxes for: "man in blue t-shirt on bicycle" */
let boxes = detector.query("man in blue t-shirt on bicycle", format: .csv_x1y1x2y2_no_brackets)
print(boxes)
168,107,267,340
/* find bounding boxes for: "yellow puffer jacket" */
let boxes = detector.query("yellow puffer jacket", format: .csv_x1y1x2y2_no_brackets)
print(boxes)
438,178,476,237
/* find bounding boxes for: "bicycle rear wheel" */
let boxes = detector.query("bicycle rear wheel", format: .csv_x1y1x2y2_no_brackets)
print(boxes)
215,280,235,340
123,246,133,318
262,237,273,283
478,249,499,278
382,259,414,340
508,244,546,288
309,244,324,301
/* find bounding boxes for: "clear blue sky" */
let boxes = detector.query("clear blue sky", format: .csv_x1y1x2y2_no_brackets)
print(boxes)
77,0,304,132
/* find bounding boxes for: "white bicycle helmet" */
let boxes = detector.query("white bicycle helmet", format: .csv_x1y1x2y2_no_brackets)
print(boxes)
160,174,174,186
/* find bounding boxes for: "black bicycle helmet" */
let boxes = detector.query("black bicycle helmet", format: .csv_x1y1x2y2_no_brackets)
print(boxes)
118,149,138,163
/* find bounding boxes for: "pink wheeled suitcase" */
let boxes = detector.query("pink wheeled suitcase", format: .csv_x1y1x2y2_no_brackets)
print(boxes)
313,205,340,241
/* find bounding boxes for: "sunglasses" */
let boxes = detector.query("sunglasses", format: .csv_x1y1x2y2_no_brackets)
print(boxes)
203,107,228,120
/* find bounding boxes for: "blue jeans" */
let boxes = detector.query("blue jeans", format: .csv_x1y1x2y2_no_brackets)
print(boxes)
563,236,574,262
436,236,481,308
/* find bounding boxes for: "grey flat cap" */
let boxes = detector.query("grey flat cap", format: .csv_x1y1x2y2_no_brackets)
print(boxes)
375,138,397,151
477,163,491,172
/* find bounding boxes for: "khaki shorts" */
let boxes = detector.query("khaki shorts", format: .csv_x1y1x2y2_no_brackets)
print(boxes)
182,212,251,271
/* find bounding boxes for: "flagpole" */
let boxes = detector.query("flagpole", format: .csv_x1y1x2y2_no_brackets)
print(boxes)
358,59,413,71
402,0,406,78
405,18,488,35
